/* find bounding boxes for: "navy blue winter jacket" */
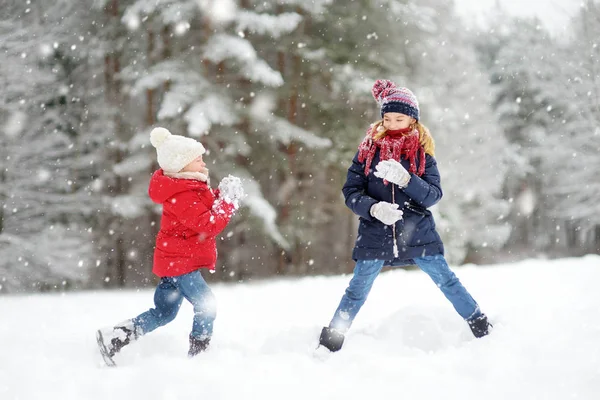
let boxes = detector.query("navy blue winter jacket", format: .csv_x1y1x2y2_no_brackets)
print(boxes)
342,149,444,265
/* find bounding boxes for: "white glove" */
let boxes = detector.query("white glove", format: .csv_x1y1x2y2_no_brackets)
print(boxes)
217,175,245,206
374,159,411,188
370,201,404,225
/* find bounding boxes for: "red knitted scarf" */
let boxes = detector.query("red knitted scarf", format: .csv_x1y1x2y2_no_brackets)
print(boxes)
357,125,426,178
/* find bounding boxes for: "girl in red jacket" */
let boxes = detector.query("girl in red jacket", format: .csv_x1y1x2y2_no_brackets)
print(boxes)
96,127,244,366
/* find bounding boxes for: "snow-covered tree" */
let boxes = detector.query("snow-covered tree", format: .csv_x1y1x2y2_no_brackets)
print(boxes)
403,0,511,263
5,0,596,294
543,1,600,252
475,11,595,256
0,1,97,292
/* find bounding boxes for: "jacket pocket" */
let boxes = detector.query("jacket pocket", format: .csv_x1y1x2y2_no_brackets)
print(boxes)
356,218,391,249
403,214,438,247
403,201,427,216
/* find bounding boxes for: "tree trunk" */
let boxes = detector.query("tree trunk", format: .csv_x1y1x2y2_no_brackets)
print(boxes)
101,0,128,287
146,28,155,126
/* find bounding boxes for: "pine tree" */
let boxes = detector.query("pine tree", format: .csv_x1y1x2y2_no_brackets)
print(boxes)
0,1,96,292
544,0,600,252
411,0,511,263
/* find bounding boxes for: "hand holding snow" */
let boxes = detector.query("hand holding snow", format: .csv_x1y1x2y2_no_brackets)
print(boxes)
217,175,245,207
374,159,411,188
370,201,403,225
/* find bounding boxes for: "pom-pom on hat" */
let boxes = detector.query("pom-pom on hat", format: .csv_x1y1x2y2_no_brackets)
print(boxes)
372,79,420,121
150,127,206,173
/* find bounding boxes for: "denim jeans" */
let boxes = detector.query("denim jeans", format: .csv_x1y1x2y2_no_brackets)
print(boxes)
329,255,481,333
133,269,216,339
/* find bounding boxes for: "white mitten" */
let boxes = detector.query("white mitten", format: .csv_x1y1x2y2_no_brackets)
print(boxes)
217,175,245,206
370,202,404,225
374,159,411,188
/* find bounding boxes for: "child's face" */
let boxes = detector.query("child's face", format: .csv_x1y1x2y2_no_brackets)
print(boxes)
383,112,415,130
181,155,207,173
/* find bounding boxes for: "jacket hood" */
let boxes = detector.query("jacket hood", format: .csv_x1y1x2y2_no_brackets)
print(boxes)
148,169,207,204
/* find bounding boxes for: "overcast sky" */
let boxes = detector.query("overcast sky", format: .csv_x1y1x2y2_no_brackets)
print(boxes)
454,0,583,33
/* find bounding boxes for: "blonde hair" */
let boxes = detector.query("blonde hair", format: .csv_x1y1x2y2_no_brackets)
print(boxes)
370,120,435,156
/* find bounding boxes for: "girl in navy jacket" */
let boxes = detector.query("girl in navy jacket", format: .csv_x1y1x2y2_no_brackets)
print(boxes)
319,80,492,352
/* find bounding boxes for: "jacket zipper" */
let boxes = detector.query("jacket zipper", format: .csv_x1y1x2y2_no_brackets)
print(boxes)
392,183,399,258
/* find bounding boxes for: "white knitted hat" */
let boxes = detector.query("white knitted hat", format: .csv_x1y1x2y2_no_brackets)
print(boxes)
150,127,206,173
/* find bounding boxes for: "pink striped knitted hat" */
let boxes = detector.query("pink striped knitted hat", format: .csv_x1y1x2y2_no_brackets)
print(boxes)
372,79,420,121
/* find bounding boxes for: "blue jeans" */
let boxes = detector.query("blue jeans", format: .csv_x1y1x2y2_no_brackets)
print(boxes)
133,269,216,339
329,255,481,333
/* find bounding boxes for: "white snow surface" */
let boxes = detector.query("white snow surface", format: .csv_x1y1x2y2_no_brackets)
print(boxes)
1,256,599,399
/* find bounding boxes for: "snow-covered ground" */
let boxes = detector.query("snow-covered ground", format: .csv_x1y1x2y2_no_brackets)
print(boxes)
1,256,599,400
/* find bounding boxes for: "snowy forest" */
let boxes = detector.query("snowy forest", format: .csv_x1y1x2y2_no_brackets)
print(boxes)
1,0,599,294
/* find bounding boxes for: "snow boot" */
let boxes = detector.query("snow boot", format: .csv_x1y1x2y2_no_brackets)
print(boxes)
96,319,140,366
319,326,345,352
468,314,492,338
188,335,210,357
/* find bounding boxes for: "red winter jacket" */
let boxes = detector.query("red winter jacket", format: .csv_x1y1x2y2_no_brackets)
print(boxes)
148,169,235,277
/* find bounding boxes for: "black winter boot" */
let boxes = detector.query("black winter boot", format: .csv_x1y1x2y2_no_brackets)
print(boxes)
319,326,345,352
468,314,492,338
188,335,210,357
